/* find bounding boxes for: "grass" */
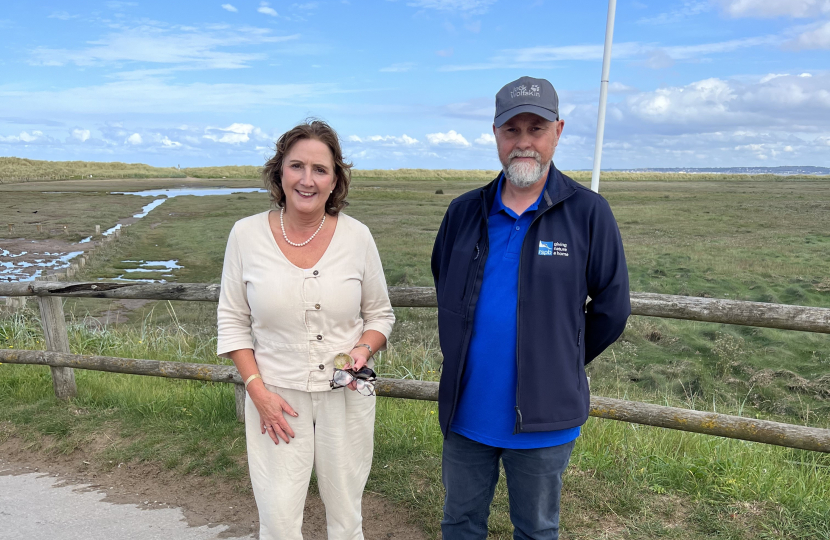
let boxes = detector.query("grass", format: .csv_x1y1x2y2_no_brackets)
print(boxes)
2,172,830,538
5,157,827,184
2,305,829,539
0,157,186,182
0,191,150,242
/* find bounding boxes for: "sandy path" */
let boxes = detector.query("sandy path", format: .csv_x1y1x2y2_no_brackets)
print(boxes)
0,436,427,540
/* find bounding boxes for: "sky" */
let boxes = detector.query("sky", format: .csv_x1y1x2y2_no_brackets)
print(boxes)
1,0,830,170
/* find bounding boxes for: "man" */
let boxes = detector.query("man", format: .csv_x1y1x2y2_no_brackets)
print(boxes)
431,76,630,540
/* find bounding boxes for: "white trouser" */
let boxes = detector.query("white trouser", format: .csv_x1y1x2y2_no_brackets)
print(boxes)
245,384,376,540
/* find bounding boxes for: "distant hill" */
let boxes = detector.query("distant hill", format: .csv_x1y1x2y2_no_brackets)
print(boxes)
2,157,828,184
614,166,830,176
0,157,185,182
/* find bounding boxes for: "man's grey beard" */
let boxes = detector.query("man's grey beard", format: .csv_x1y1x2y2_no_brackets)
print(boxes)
502,150,549,188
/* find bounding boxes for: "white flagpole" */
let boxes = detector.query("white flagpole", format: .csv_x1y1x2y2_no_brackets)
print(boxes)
591,0,617,193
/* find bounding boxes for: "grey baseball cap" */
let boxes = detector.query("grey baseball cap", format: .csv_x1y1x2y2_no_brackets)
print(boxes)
494,76,559,127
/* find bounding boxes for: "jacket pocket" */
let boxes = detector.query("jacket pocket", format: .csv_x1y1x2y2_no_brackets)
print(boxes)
444,242,479,314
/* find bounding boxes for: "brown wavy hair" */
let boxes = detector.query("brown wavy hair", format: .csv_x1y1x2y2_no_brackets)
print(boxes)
262,120,352,215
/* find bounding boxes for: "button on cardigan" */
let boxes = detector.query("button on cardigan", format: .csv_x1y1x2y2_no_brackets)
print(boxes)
217,211,395,392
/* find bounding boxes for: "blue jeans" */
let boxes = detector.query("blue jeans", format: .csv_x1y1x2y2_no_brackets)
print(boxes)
441,431,575,540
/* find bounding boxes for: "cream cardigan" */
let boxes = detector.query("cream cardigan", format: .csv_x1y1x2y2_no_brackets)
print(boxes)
217,211,395,392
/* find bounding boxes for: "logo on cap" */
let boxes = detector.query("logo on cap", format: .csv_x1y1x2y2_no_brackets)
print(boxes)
511,84,541,99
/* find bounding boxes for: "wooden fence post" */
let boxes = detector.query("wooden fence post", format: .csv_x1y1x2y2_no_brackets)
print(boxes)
36,224,43,233
5,297,27,310
235,384,246,423
36,275,76,399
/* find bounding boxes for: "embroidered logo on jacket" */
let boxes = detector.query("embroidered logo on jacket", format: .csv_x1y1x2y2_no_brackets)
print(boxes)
538,241,553,256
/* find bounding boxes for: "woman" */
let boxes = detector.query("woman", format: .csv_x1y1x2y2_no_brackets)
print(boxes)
217,120,395,540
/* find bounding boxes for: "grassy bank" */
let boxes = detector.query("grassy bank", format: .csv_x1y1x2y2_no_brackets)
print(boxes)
0,157,186,182
4,157,827,185
2,305,829,539
2,173,829,538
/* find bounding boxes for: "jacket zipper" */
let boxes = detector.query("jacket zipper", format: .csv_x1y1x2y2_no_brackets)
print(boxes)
447,203,489,435
577,329,583,389
458,242,480,305
513,185,575,434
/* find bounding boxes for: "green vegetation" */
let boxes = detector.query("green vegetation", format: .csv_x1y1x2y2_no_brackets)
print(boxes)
2,305,829,539
6,156,826,185
0,157,186,182
2,173,829,538
0,191,150,242
183,165,262,179
183,165,502,180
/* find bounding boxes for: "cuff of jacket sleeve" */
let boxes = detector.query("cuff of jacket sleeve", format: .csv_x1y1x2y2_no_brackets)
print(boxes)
217,339,255,359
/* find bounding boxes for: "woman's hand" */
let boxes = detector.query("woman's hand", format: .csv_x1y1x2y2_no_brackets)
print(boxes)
251,389,298,444
343,346,372,391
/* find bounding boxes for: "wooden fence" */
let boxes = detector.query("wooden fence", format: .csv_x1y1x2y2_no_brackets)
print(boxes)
1,281,829,453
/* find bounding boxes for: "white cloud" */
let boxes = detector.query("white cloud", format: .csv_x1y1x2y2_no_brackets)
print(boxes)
800,72,813,77
0,131,43,143
624,79,735,124
221,4,238,12
72,129,91,142
426,130,470,147
30,24,299,69
379,62,415,72
0,80,337,115
258,2,278,16
474,133,496,145
347,134,419,145
786,20,830,49
440,36,778,71
48,11,77,20
638,1,710,24
714,0,830,18
20,131,42,142
554,127,830,169
160,136,182,147
608,82,638,93
126,133,143,145
760,73,789,83
203,123,268,144
621,72,830,131
655,36,780,58
643,49,675,69
406,0,497,13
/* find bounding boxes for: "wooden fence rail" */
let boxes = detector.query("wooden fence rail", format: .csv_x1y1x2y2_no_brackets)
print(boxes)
1,348,828,453
1,281,829,452
1,281,829,334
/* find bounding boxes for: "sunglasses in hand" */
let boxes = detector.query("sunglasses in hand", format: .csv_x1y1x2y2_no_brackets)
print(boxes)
330,366,377,396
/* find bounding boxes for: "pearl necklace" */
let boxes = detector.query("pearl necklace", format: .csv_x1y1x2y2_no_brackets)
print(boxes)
280,207,326,247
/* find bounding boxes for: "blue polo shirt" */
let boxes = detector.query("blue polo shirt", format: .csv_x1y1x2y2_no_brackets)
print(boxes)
450,175,581,449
